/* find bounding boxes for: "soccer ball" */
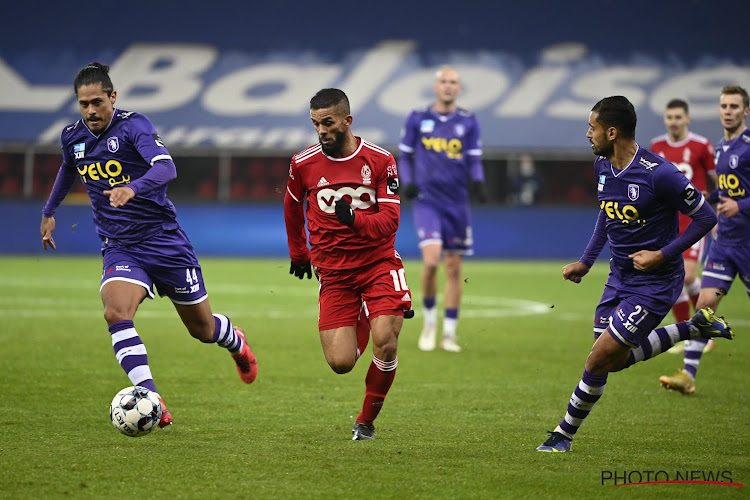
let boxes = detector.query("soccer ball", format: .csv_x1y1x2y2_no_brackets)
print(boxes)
110,386,162,437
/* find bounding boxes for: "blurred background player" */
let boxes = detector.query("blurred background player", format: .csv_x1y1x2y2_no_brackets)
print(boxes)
537,96,730,453
398,66,486,353
659,85,750,395
285,88,411,440
40,62,258,427
650,99,717,353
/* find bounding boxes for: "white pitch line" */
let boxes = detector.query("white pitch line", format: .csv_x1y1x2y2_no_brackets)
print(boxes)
3,278,748,326
2,277,318,296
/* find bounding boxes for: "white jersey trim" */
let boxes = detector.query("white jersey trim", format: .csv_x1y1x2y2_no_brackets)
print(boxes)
150,154,173,166
684,196,705,217
377,198,400,204
322,139,364,162
286,186,301,202
295,144,322,163
362,140,391,156
171,294,209,306
651,131,711,147
101,277,154,298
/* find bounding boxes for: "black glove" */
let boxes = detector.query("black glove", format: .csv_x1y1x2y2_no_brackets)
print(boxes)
335,199,355,226
401,184,419,200
471,181,488,204
289,260,312,279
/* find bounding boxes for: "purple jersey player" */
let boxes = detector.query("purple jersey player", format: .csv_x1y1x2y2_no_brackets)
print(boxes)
536,96,733,454
398,66,486,353
39,63,258,427
660,85,750,396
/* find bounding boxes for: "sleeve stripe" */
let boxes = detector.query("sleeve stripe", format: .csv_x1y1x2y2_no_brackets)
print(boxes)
150,154,173,166
362,141,391,156
295,145,322,163
684,196,704,217
286,186,301,202
377,198,401,204
399,144,415,153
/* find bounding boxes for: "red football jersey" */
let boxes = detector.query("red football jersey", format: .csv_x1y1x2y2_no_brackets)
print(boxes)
285,138,401,270
650,131,715,232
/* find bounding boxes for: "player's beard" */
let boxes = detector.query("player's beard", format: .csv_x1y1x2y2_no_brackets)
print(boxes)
320,130,346,157
592,139,614,158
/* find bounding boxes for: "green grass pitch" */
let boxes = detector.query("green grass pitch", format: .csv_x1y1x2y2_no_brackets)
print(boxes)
1,256,747,499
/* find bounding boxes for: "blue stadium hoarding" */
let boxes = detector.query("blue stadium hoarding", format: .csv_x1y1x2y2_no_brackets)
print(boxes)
0,0,747,150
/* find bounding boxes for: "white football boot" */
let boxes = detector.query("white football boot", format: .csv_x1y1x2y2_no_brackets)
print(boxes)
418,324,437,351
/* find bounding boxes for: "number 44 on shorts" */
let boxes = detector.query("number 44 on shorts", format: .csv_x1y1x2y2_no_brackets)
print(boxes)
185,267,200,293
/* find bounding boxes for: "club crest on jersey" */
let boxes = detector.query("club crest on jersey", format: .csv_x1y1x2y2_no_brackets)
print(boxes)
454,124,465,137
361,164,372,185
107,137,119,153
73,142,85,159
420,119,435,133
628,184,639,201
730,155,739,169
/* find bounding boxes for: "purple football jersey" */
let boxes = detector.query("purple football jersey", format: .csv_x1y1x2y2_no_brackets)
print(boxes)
713,128,750,246
595,146,703,281
59,109,179,242
398,107,482,204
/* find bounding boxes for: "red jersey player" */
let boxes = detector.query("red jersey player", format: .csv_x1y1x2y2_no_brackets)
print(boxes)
284,88,412,441
650,99,717,335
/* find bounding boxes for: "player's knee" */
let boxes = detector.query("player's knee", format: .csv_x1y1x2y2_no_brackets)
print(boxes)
589,353,627,374
328,358,355,374
103,306,132,325
372,336,398,359
423,261,439,275
444,265,461,281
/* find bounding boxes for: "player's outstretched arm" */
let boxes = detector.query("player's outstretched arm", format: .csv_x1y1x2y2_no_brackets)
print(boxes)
40,216,56,251
562,261,589,283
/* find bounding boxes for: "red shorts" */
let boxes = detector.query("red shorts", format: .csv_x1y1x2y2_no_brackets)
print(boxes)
317,252,412,330
682,236,706,263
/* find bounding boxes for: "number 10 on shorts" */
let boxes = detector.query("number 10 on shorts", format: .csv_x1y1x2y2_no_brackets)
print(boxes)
390,269,409,292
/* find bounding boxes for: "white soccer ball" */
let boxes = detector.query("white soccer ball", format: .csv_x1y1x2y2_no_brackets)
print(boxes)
110,386,163,437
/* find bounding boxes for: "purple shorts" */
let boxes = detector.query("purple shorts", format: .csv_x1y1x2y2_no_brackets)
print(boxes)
701,240,750,296
593,270,683,348
413,200,473,255
100,228,207,305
